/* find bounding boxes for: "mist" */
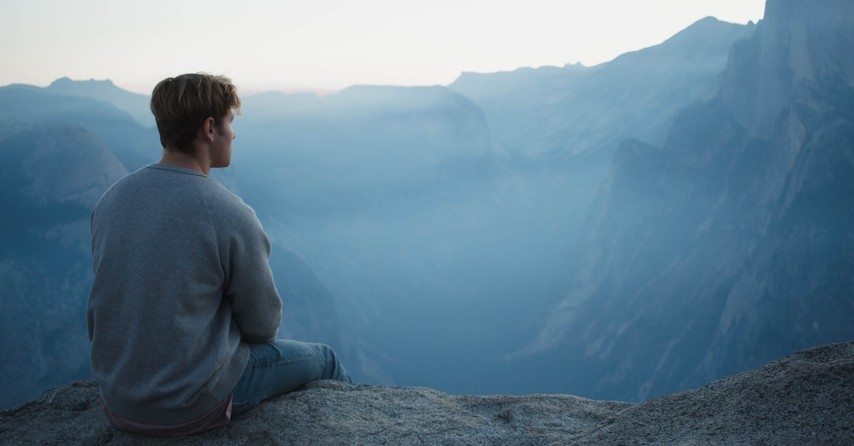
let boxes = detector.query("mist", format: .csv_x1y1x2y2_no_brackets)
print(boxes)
2,1,854,409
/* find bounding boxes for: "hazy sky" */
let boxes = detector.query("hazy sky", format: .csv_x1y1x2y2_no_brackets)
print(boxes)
1,0,766,95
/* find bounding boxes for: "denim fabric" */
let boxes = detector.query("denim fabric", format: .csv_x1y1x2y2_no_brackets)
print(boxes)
231,340,351,415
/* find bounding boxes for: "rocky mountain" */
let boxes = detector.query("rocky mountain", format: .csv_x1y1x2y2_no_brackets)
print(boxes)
0,86,142,408
0,84,156,170
513,0,854,401
44,77,154,127
450,16,756,162
446,16,759,288
2,342,851,445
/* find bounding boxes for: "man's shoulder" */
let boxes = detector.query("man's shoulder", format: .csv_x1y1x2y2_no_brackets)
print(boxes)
193,176,259,226
96,164,253,218
101,164,188,193
92,165,156,210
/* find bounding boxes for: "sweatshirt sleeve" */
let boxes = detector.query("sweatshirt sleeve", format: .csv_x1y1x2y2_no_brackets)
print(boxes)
223,206,283,342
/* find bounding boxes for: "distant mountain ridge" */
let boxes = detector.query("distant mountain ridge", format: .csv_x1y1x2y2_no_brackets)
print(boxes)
450,16,756,161
44,77,153,127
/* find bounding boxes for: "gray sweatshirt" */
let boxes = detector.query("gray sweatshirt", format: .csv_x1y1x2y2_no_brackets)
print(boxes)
87,164,282,424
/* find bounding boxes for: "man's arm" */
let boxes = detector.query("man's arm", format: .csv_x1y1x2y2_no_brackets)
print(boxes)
225,212,283,342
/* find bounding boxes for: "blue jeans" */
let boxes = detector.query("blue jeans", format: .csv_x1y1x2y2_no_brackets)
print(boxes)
231,340,351,416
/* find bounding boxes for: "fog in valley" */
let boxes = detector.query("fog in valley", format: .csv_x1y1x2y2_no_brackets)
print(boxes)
2,0,853,410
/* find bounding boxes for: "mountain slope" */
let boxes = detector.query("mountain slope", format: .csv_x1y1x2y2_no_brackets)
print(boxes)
0,118,127,408
45,77,154,127
450,16,756,161
517,0,854,401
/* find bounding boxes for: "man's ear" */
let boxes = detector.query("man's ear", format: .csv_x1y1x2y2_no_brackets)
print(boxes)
202,117,216,141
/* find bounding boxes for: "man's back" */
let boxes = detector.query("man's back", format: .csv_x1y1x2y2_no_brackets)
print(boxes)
87,73,349,434
87,163,282,425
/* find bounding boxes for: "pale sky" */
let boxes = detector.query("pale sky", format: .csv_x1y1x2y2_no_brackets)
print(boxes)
0,0,766,95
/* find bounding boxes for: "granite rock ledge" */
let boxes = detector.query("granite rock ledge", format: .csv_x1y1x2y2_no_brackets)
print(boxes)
1,342,852,445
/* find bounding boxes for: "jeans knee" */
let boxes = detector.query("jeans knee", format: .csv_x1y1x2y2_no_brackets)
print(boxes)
315,343,351,383
318,343,335,356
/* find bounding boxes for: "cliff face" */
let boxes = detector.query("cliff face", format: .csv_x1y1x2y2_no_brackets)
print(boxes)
722,0,854,136
451,17,756,161
516,0,854,401
1,342,852,445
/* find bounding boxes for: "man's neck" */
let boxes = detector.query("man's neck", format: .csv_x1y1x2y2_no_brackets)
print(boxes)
159,149,211,175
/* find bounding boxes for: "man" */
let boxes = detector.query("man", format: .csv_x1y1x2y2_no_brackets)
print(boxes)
87,73,350,435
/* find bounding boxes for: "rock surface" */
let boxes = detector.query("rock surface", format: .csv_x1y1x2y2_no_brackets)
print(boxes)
1,342,852,445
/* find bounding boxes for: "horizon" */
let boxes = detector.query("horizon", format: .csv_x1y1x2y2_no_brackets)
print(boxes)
1,1,765,95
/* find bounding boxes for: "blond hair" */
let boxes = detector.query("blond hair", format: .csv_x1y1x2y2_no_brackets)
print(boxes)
150,73,241,153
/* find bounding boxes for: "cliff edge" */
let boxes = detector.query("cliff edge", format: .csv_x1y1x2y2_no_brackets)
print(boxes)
1,342,852,445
